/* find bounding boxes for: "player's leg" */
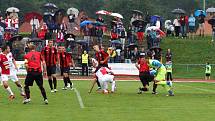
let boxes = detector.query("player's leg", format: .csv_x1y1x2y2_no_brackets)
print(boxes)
47,66,53,91
10,74,25,96
2,75,15,100
23,72,34,104
64,72,73,90
35,72,48,104
51,66,57,92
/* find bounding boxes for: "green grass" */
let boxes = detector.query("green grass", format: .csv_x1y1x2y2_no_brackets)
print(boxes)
160,36,215,79
0,80,215,121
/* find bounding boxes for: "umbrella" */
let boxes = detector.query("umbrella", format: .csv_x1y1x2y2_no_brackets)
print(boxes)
9,35,23,42
127,43,138,49
206,7,215,13
24,12,43,22
171,8,186,14
132,19,146,27
43,3,58,9
111,40,122,45
92,21,104,26
6,7,19,13
132,10,143,15
0,22,6,28
80,20,93,27
76,40,88,45
194,10,206,17
54,9,66,16
208,18,215,25
146,26,160,31
150,46,162,51
110,13,123,19
96,10,111,15
29,37,43,42
64,34,76,40
67,8,79,17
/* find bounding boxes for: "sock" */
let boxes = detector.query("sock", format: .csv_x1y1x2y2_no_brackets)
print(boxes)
24,86,30,99
17,84,25,94
39,86,47,100
53,77,57,89
6,86,14,96
168,90,174,95
111,81,116,92
96,79,101,88
152,83,157,92
48,79,53,90
66,77,73,87
103,81,108,90
63,77,67,87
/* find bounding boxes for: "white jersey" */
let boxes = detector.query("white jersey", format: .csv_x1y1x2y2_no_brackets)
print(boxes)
6,52,16,70
96,67,109,78
91,58,98,72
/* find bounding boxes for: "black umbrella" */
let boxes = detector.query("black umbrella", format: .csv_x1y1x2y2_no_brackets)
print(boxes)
132,10,143,15
29,37,43,42
171,8,186,14
43,3,58,10
76,40,88,45
208,18,215,25
132,19,147,27
54,9,66,17
64,34,76,40
111,40,122,45
9,35,23,42
150,46,162,51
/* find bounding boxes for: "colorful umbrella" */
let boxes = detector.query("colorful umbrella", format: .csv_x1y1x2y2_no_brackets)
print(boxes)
6,7,19,13
194,10,206,17
80,20,93,27
24,12,43,22
96,10,111,15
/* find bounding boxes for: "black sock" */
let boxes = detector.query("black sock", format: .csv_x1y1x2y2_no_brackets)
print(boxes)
48,79,53,90
96,79,101,88
66,77,72,86
63,77,67,87
39,86,47,100
24,86,30,99
53,77,57,89
153,83,157,92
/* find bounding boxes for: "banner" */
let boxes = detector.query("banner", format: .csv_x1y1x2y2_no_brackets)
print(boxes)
16,61,27,75
108,63,139,76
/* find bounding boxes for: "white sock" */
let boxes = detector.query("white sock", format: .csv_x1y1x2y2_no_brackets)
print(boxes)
104,81,108,90
18,85,24,94
111,81,116,92
6,87,14,96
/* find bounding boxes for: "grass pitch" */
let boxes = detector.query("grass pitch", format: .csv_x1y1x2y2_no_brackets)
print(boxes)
0,80,215,121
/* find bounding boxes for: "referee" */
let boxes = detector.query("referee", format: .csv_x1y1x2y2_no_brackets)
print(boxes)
41,40,59,92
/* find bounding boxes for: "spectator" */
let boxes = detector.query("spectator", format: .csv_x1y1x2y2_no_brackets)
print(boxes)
96,15,104,23
211,15,215,42
68,14,75,23
188,14,196,39
139,47,146,56
81,50,89,76
165,20,174,37
165,48,172,62
180,15,187,38
146,30,152,49
30,16,40,31
173,16,181,38
124,47,132,63
115,48,121,63
131,47,140,62
56,30,64,46
198,11,205,36
107,47,116,63
119,27,126,50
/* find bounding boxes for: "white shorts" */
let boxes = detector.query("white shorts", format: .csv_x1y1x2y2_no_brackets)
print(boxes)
1,74,18,82
99,74,114,83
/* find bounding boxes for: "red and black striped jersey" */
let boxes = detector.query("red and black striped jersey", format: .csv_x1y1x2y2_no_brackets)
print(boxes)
59,52,72,68
95,50,109,65
41,46,58,66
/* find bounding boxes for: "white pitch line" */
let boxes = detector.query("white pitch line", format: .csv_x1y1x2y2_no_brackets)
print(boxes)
74,88,85,109
177,84,215,93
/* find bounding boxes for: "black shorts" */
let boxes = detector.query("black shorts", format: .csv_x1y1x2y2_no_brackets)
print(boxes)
61,67,70,74
47,66,56,76
206,73,211,77
25,72,43,86
139,71,153,83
